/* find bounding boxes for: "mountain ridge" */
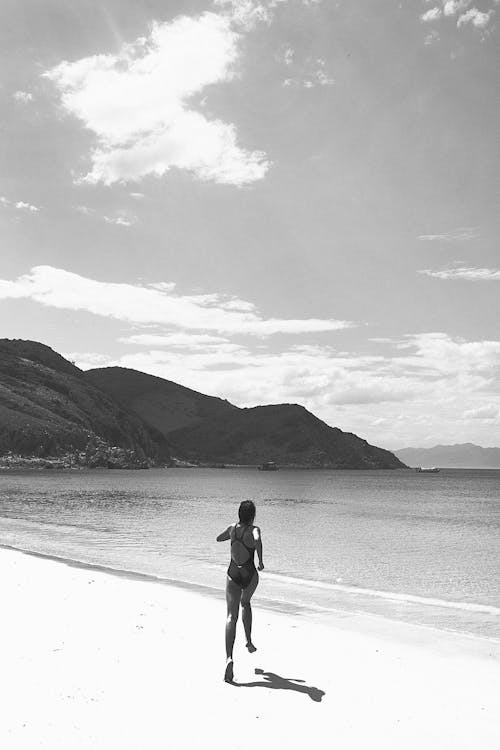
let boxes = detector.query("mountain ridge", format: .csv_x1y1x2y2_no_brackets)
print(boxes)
87,365,406,469
0,339,406,469
0,339,170,467
395,443,500,469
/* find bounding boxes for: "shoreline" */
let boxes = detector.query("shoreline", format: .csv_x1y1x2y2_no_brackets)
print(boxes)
3,541,499,654
0,463,411,471
2,545,499,749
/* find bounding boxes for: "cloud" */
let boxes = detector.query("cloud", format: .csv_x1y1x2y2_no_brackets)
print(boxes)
0,266,353,336
69,344,421,410
421,7,442,21
395,332,500,374
62,352,111,369
15,201,39,212
56,330,500,450
65,332,500,439
463,404,500,420
119,332,230,349
457,7,494,28
313,67,335,87
0,196,40,212
443,0,472,16
424,29,441,44
76,205,137,226
44,12,269,187
419,2,495,32
419,266,500,280
418,227,479,241
214,0,273,30
13,90,33,103
103,214,137,227
282,57,334,88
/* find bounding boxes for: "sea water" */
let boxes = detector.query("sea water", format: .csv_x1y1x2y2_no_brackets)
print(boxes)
0,468,499,639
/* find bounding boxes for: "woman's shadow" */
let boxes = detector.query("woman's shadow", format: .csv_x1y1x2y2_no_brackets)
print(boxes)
232,668,325,702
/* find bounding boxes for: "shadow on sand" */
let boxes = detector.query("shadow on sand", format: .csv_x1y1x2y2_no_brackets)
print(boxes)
232,668,325,702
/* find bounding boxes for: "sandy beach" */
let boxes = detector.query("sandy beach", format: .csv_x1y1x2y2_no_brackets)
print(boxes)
1,546,499,750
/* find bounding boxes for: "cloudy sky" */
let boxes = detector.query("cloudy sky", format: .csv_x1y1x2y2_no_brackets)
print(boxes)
1,0,499,449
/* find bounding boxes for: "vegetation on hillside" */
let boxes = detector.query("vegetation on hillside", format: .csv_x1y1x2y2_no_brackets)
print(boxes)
88,366,405,469
0,340,170,467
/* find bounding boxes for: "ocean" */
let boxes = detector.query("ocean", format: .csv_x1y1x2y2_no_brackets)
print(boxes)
0,467,499,640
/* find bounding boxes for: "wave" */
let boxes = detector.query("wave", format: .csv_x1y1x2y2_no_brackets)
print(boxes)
263,571,500,616
3,539,498,620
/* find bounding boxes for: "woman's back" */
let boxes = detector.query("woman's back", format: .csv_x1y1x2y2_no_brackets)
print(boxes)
230,523,256,565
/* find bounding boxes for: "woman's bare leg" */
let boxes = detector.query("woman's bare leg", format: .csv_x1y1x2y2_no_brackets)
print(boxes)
225,577,241,680
241,572,259,652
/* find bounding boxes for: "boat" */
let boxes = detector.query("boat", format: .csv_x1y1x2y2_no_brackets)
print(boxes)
258,461,278,471
415,467,440,473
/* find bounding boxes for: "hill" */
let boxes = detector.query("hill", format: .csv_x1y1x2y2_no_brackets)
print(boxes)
87,366,405,469
85,366,237,435
0,340,170,467
395,443,500,469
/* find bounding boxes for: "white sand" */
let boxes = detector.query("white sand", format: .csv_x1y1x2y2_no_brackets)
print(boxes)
1,547,499,750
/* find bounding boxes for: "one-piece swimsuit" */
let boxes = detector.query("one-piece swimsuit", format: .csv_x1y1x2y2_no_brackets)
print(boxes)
227,524,256,590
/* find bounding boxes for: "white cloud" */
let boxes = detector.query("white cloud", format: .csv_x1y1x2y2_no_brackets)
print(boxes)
419,1,496,36
314,69,335,87
62,352,111,369
65,332,500,448
281,57,334,88
424,29,441,44
214,0,293,31
15,201,39,212
214,0,273,30
419,266,500,280
463,404,500,420
44,12,269,187
103,214,137,227
443,0,472,17
13,90,33,103
119,332,231,348
0,266,353,336
395,332,500,374
0,196,40,212
130,192,145,199
76,205,137,226
421,7,442,21
418,226,479,241
75,205,94,215
457,7,494,27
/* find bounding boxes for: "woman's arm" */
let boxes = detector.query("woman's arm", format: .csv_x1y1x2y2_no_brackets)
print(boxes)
253,526,264,570
216,525,232,542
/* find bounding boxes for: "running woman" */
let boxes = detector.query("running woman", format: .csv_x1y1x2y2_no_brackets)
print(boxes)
216,500,264,682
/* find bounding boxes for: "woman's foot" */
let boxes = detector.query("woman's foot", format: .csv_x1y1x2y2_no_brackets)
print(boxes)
246,641,257,653
224,658,234,683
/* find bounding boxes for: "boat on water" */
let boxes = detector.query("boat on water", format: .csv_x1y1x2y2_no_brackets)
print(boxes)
415,467,440,473
258,461,279,471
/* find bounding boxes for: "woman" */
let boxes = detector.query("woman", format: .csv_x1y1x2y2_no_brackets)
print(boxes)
216,500,264,683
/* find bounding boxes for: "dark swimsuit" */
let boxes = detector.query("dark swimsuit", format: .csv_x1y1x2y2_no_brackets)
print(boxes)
227,524,257,590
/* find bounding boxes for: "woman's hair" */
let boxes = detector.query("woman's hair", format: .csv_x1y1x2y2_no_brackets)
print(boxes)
238,500,256,524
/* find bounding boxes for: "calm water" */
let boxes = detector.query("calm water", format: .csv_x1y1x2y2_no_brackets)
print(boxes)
0,468,499,639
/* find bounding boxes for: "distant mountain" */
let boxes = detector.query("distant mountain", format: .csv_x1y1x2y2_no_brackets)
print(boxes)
0,340,170,466
88,366,406,469
395,443,500,469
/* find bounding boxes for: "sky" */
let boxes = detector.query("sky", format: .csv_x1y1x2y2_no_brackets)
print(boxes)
0,0,499,450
